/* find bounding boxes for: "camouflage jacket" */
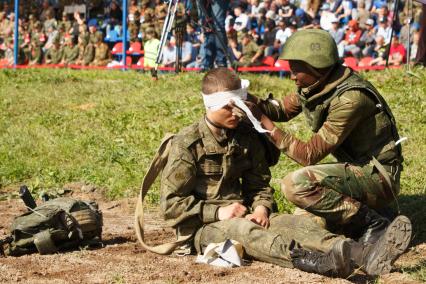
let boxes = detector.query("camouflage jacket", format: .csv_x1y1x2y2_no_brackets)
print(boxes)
160,118,274,235
260,64,402,168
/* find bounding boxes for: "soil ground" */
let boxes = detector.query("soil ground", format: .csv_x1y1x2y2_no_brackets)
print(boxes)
0,184,424,284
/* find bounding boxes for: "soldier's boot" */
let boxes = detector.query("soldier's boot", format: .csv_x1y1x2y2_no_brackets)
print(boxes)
349,204,390,245
290,239,353,278
349,215,412,276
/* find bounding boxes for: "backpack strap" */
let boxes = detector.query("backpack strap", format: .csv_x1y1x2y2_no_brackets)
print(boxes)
134,133,193,255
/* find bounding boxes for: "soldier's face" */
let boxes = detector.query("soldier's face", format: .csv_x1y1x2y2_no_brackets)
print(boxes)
289,61,319,88
207,104,240,129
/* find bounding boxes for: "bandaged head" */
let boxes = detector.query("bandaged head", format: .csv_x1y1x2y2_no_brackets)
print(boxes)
202,79,269,133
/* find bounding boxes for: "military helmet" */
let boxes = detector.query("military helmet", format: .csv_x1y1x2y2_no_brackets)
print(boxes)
279,29,338,69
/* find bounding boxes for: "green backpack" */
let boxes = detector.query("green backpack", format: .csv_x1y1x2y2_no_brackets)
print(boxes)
2,197,103,256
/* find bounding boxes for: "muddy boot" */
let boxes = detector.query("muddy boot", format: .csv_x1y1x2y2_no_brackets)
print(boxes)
349,204,390,245
290,239,353,278
349,215,412,276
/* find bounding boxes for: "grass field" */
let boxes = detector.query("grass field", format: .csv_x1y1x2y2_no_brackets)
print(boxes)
0,67,425,279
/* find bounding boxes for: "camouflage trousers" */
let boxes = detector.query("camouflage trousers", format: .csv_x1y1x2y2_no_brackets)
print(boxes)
193,214,344,268
281,162,400,225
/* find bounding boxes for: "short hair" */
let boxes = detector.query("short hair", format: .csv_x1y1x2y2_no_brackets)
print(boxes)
202,67,241,95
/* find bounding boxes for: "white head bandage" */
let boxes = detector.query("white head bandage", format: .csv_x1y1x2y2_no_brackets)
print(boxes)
202,79,269,133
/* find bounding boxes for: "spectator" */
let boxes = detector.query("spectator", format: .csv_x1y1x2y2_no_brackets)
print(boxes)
45,37,63,64
162,37,176,67
75,35,94,66
91,32,110,66
59,12,72,35
410,31,419,62
336,0,354,24
28,38,43,66
329,17,345,44
320,3,337,31
354,1,370,29
39,0,55,22
43,9,57,33
338,19,362,58
43,25,59,52
388,35,406,66
377,17,392,44
369,35,387,65
263,19,278,57
143,27,160,68
233,33,264,67
275,18,292,46
359,18,377,57
233,5,250,33
249,0,261,18
61,36,79,65
278,0,296,23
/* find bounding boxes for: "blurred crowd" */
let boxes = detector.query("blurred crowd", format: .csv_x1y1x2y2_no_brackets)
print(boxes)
0,0,423,68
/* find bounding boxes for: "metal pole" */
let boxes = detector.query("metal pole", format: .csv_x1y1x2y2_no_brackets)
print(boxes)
122,0,128,69
406,0,412,71
386,0,400,67
13,0,20,67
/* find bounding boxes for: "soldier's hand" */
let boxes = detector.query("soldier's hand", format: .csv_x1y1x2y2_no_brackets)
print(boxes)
245,205,270,228
217,203,247,220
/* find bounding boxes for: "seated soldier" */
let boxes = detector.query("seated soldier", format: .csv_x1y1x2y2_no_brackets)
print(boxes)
149,67,412,278
90,32,111,67
61,36,79,65
231,33,264,67
44,37,63,64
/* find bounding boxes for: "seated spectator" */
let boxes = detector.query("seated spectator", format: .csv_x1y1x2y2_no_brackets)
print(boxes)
43,9,57,33
45,37,63,64
278,0,296,23
185,23,200,55
75,35,95,66
181,39,195,67
43,25,59,52
336,0,354,24
329,17,345,44
338,19,362,58
275,18,292,46
106,1,123,38
162,37,177,67
388,35,406,66
249,0,261,19
360,18,376,57
59,12,73,35
61,36,79,65
410,31,419,62
369,35,387,65
354,1,370,29
377,17,391,44
319,3,336,31
143,27,160,68
39,0,55,22
91,32,110,66
263,19,278,57
233,5,250,33
28,38,43,66
232,33,264,67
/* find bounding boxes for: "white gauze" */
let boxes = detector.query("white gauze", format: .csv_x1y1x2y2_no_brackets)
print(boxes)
202,79,270,133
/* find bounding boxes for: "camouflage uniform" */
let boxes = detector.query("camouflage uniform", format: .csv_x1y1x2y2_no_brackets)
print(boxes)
237,39,264,67
62,43,79,64
90,33,110,66
259,64,403,225
160,118,345,266
44,40,63,64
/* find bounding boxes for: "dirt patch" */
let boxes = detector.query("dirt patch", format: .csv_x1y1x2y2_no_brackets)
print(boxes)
0,191,424,284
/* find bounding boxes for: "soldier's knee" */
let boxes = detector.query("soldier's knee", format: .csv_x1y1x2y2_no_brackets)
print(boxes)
280,168,315,207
